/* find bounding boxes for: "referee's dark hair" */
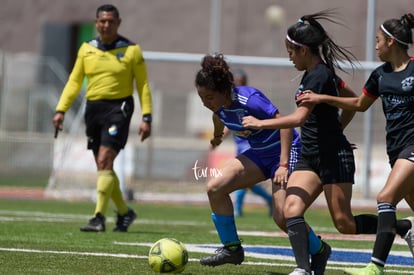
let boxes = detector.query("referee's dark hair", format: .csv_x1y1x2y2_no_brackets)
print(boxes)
96,4,120,19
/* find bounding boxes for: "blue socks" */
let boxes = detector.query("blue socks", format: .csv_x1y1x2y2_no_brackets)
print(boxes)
308,227,322,255
212,213,240,246
212,212,321,254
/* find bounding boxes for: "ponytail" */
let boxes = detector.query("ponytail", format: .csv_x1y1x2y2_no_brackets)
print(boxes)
286,9,358,75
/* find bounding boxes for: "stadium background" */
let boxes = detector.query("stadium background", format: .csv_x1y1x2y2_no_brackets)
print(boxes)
0,0,413,201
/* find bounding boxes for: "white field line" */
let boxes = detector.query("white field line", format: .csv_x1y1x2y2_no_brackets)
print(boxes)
0,246,292,265
3,246,412,274
0,210,209,226
114,242,414,273
1,243,412,273
0,210,409,246
235,230,408,246
0,247,146,259
0,246,296,270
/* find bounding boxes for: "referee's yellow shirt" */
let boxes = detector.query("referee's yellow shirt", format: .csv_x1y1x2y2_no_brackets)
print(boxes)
56,41,152,115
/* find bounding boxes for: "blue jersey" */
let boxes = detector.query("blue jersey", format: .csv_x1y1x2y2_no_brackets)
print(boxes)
215,86,299,155
233,135,250,156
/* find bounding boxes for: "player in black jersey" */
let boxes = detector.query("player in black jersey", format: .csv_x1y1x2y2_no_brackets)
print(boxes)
298,13,414,275
242,10,379,275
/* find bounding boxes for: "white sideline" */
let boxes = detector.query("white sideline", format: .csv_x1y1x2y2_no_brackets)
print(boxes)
2,246,413,274
0,247,146,259
1,210,413,272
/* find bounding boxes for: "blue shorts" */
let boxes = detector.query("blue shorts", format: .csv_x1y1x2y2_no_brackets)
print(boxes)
242,143,301,179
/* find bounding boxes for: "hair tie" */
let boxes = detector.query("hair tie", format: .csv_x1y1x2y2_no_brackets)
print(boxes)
297,18,304,24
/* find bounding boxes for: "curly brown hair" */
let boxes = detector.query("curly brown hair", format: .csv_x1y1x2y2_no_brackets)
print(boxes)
195,54,234,96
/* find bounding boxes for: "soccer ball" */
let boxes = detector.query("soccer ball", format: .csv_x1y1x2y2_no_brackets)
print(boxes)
148,238,188,273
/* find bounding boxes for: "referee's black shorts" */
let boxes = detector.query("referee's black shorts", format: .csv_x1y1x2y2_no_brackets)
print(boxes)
84,96,134,155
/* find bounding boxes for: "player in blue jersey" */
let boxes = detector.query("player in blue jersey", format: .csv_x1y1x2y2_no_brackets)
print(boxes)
298,13,414,275
242,10,380,275
230,131,273,217
195,53,325,268
228,69,273,217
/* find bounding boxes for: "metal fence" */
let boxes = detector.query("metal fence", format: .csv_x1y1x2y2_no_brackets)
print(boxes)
0,51,390,199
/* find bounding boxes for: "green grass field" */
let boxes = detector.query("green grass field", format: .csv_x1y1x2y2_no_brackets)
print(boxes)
0,198,413,275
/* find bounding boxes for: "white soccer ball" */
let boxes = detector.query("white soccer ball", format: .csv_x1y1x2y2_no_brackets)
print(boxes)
148,238,188,273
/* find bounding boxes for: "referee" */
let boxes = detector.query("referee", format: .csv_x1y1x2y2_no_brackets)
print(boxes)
52,4,152,232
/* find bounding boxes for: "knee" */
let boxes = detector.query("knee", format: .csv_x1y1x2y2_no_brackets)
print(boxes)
283,198,300,219
206,180,224,198
332,216,356,234
96,155,114,170
96,147,117,170
377,190,392,204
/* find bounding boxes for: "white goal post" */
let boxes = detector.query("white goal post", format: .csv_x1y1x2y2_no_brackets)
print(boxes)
144,51,382,70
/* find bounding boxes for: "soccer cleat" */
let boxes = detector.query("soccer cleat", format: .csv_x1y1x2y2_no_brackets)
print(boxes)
80,213,105,232
113,208,137,232
311,239,331,275
199,245,244,266
403,216,414,257
344,262,384,275
288,268,312,275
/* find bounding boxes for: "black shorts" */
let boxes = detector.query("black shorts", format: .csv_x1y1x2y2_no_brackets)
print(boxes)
294,147,355,185
84,96,134,155
390,144,414,167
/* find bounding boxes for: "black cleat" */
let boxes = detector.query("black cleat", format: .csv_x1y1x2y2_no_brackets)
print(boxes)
113,208,137,232
200,245,244,267
80,213,105,232
311,240,331,275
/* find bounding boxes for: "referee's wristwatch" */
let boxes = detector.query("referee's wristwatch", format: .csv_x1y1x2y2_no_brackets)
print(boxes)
142,114,152,123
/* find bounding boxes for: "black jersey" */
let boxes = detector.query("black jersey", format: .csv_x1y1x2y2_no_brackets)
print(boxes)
364,58,414,158
295,63,351,156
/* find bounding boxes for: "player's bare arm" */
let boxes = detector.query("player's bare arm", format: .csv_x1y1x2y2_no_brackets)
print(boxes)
243,105,311,130
297,90,375,112
210,113,225,148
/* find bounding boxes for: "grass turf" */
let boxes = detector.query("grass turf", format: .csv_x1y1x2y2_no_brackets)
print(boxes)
0,199,412,274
